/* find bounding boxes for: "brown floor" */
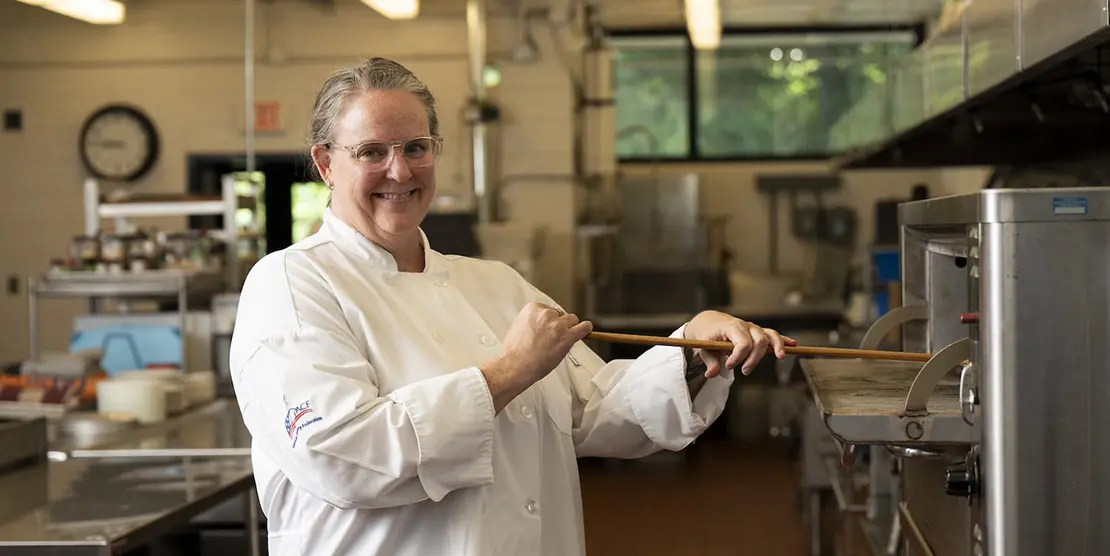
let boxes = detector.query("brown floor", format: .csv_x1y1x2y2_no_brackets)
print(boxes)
579,437,809,556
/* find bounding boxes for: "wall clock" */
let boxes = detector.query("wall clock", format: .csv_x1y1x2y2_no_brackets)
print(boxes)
79,104,160,182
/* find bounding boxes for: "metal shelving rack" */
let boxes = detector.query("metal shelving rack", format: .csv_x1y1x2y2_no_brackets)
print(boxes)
27,175,260,371
81,175,253,288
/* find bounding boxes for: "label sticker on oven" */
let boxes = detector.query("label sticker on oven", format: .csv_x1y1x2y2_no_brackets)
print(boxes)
1052,196,1088,215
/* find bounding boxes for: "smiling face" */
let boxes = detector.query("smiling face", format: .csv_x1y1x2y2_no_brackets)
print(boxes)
312,89,437,249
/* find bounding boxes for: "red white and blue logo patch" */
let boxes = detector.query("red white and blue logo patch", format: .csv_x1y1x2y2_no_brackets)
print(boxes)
284,399,322,449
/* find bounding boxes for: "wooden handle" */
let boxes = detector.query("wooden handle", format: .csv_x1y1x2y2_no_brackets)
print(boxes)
585,331,933,363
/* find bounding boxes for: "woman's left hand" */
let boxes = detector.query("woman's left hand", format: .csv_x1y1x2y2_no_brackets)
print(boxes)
684,311,797,378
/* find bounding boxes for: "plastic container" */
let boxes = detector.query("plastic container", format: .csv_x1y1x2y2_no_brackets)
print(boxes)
96,379,167,424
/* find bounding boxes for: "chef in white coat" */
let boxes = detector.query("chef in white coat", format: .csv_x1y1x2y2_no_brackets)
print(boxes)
229,57,797,556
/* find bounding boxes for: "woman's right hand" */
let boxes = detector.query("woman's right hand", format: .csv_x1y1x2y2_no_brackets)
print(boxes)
481,302,593,413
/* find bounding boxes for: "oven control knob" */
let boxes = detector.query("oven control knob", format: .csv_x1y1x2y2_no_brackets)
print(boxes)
960,313,980,325
945,462,975,497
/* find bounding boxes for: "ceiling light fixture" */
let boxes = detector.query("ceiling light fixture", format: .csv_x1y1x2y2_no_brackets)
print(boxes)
361,0,420,20
684,0,721,50
15,0,125,24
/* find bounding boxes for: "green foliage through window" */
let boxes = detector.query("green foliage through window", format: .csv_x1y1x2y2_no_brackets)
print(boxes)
292,182,331,243
613,37,690,159
611,30,917,160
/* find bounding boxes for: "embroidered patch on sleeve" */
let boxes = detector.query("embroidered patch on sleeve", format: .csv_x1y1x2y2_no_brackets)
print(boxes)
284,398,323,449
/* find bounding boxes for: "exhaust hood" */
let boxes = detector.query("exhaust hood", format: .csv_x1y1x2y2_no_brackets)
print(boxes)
832,0,1110,168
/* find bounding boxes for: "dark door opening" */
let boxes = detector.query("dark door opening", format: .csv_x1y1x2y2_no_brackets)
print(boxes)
186,152,318,253
187,151,481,258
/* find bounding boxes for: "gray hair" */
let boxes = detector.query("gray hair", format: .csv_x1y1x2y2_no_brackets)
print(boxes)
308,57,439,178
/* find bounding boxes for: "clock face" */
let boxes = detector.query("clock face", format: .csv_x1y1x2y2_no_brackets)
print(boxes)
79,105,159,182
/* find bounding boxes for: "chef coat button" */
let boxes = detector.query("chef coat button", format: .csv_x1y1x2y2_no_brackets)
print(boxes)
434,278,448,287
520,405,533,420
432,331,444,343
525,500,537,514
479,334,497,346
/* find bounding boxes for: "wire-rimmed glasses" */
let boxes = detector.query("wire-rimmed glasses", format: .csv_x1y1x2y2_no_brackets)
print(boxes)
328,136,443,171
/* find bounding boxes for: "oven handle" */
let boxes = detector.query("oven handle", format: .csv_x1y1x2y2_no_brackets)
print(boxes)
960,361,977,426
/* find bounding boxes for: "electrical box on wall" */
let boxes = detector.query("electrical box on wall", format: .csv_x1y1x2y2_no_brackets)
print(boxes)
3,109,21,132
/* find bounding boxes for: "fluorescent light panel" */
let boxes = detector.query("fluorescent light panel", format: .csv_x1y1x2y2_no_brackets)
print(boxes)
685,0,720,50
361,0,420,20
16,0,125,24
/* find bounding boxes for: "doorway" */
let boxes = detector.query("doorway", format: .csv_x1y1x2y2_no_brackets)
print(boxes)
186,152,321,253
187,151,482,258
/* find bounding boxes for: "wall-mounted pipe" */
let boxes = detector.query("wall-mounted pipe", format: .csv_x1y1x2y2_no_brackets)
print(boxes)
466,0,496,223
466,0,486,116
244,0,255,175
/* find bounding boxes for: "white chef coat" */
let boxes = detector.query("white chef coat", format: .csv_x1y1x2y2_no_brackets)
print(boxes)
229,209,734,556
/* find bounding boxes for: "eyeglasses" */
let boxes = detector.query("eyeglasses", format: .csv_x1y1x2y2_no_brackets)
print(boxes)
328,136,443,171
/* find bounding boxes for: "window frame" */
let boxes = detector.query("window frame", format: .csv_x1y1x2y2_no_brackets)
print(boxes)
606,24,926,163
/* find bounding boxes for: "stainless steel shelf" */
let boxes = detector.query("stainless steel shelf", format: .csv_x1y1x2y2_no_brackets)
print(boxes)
27,269,227,372
31,269,226,298
81,175,260,291
97,199,228,219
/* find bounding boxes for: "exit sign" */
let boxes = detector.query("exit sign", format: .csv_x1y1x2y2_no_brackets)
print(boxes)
242,101,284,134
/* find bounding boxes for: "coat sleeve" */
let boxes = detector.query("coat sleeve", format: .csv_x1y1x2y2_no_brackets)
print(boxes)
230,253,496,510
531,288,734,458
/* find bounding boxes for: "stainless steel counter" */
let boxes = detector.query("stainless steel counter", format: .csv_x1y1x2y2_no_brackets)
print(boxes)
51,400,251,460
0,456,254,555
0,399,258,555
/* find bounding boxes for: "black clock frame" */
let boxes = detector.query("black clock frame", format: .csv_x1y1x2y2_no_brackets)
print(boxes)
78,104,161,183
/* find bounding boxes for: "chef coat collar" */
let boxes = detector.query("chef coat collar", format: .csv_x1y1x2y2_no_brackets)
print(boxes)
321,209,440,274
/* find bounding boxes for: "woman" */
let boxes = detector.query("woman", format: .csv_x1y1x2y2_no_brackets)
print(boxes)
229,57,796,556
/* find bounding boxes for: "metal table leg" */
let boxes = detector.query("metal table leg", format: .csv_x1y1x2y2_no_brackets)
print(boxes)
27,277,38,361
809,489,823,556
178,275,189,372
246,486,261,556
